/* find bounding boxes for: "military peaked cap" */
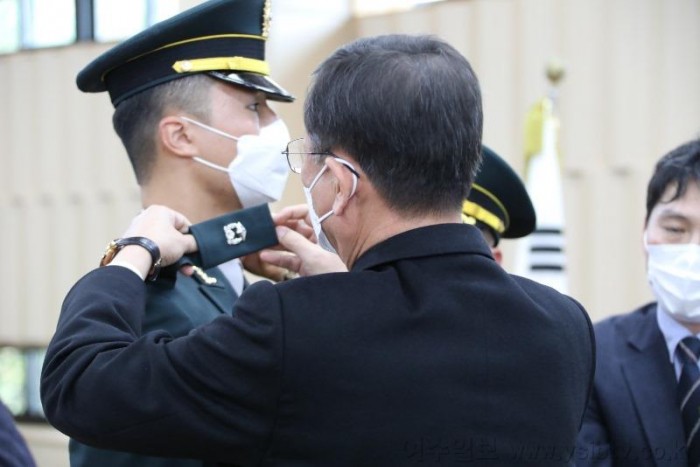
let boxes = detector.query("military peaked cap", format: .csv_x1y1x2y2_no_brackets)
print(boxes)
76,0,293,106
463,146,536,241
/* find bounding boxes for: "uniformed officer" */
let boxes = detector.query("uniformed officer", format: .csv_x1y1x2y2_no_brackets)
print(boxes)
462,145,536,265
68,1,292,466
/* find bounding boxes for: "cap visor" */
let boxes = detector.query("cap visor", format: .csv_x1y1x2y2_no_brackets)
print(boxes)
208,71,294,102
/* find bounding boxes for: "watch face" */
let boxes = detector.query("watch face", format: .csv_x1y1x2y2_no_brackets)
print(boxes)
98,237,161,280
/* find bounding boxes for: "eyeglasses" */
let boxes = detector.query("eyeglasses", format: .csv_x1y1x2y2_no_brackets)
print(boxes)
282,138,334,174
282,138,362,179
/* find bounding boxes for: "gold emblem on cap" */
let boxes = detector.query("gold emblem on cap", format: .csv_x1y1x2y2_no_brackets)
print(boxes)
224,222,247,246
261,0,272,39
179,60,193,72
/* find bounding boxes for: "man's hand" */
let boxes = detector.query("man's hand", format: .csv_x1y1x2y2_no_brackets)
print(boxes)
241,204,316,281
120,205,198,267
241,251,288,282
259,226,347,277
272,204,315,241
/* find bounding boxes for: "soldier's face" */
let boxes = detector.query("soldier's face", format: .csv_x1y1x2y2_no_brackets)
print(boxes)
204,82,277,165
192,82,279,208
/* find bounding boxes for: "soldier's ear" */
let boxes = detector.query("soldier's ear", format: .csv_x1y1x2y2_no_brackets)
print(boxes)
159,116,198,158
491,247,503,266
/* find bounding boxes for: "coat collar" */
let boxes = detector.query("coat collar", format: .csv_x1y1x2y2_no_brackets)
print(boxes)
623,303,666,352
351,223,493,272
618,304,687,466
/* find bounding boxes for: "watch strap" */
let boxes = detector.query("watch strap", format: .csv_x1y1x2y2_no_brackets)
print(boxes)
100,236,162,281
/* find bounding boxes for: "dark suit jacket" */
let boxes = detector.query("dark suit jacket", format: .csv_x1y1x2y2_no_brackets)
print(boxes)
43,224,595,466
575,304,688,467
68,264,237,467
0,402,35,467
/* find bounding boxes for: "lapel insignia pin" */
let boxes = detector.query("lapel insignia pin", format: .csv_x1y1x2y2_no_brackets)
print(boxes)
223,221,247,245
191,265,218,285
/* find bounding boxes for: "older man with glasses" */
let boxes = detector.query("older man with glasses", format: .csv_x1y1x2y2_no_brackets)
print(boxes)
42,34,594,466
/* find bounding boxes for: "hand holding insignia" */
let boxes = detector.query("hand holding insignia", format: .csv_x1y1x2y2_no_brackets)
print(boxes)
116,205,198,274
258,204,347,278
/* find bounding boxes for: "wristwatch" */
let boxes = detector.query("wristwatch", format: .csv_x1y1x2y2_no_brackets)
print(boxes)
99,237,162,281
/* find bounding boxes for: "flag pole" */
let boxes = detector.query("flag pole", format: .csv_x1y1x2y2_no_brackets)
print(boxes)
515,61,569,293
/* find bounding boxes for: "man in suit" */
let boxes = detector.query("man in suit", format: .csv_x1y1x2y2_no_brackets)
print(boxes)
67,1,293,466
0,401,35,467
42,34,594,466
576,138,700,467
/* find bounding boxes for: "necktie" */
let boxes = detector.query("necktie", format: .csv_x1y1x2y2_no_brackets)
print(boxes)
677,336,700,466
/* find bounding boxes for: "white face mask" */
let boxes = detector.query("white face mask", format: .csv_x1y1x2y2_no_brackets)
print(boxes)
302,158,358,254
646,241,700,323
181,116,290,208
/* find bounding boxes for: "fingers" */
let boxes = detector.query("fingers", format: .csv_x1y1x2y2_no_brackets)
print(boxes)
182,233,198,254
119,206,195,268
172,211,193,234
241,253,287,282
276,226,319,259
259,249,302,273
278,219,315,241
274,227,348,275
273,204,310,226
273,205,316,243
124,205,190,237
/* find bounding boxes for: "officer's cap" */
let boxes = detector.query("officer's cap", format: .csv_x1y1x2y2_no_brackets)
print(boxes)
76,0,293,107
463,146,536,242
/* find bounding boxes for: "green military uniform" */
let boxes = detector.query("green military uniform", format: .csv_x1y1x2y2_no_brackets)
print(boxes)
68,262,236,467
68,0,292,466
70,206,279,466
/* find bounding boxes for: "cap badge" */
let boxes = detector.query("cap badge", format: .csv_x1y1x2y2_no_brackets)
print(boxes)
261,0,272,39
224,221,247,245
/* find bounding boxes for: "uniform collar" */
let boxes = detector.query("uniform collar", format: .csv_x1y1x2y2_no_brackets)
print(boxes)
150,257,196,289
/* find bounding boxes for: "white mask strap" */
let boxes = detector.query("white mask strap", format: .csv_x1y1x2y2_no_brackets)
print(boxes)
307,164,329,191
333,158,359,197
308,157,360,224
192,157,228,173
308,157,360,193
180,116,239,141
318,210,334,223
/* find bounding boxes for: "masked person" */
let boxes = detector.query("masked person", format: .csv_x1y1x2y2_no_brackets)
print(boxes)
576,138,700,467
270,144,535,270
42,34,594,466
66,1,293,467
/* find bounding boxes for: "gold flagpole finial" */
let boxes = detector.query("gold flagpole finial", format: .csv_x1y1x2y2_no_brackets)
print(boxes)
546,59,566,87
